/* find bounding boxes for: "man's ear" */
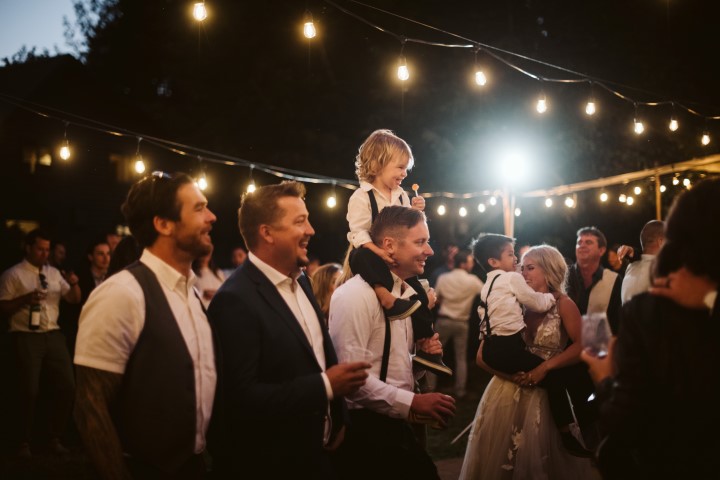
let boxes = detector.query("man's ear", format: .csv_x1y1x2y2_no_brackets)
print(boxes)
153,216,174,237
599,246,607,257
258,224,274,245
381,237,395,255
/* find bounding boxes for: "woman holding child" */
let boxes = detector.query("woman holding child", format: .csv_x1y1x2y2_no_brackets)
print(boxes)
459,244,599,480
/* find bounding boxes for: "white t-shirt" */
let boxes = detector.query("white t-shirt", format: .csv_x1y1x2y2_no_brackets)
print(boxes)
436,268,484,322
75,249,216,453
621,254,655,304
346,181,411,248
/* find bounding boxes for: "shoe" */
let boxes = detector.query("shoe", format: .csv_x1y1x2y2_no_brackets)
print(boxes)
49,438,70,455
560,431,594,458
385,298,421,321
16,442,31,460
413,350,453,377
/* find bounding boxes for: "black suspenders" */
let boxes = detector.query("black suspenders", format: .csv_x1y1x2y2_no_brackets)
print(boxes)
479,274,502,337
367,189,404,224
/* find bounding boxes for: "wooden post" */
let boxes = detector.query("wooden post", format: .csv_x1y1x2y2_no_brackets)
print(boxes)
655,174,662,220
502,187,516,237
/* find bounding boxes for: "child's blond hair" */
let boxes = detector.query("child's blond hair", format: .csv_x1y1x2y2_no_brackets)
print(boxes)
354,129,414,183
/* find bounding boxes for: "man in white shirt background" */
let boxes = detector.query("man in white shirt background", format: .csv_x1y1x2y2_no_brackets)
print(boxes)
621,220,665,304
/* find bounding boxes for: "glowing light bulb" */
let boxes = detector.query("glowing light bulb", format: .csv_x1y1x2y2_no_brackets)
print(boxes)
600,192,609,202
489,196,497,206
536,96,547,114
585,101,596,116
660,185,667,193
669,118,679,131
327,195,336,208
303,11,316,39
633,186,641,195
544,198,553,208
475,70,487,86
477,203,486,213
59,142,71,160
634,120,644,135
626,196,635,206
437,205,446,216
683,178,690,187
702,133,711,146
134,158,146,174
459,206,468,217
619,194,627,203
247,182,256,194
514,207,521,217
193,2,207,21
564,197,575,208
197,175,208,191
672,177,680,186
397,56,409,81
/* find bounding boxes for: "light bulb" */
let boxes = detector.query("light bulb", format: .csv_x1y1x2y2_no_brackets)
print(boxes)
247,182,256,193
544,198,553,208
458,206,468,217
702,133,711,146
304,21,316,39
585,101,596,116
626,196,635,206
660,184,667,193
397,57,409,81
437,205,446,216
564,197,574,208
134,158,146,174
475,70,487,86
489,196,497,206
600,192,609,202
514,207,521,217
59,142,71,160
326,195,336,208
683,178,691,187
193,2,207,21
477,203,486,213
633,186,641,195
536,96,547,114
669,118,679,131
672,177,680,186
197,175,208,191
634,120,644,135
619,194,627,203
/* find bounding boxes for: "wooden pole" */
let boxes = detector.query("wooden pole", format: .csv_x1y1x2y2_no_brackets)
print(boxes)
502,186,515,237
655,174,662,220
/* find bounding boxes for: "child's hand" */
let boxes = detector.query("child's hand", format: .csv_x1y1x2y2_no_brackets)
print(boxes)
411,195,425,211
364,242,397,267
417,333,443,355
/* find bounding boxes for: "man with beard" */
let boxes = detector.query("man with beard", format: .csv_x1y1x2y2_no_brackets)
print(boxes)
74,172,218,479
208,181,369,479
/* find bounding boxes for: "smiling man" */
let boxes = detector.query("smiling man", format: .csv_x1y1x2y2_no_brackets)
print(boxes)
567,226,623,333
207,181,369,479
74,172,218,479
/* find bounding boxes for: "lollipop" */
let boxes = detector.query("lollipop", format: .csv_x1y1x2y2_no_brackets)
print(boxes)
412,184,420,197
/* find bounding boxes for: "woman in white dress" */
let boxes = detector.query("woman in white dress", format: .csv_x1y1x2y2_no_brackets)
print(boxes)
459,245,599,480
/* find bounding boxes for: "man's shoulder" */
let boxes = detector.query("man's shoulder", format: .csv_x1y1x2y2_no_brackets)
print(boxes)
0,261,22,282
333,275,377,307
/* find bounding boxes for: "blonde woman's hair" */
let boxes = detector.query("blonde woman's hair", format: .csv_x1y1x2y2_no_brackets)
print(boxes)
336,244,355,287
521,244,568,294
310,263,342,318
354,129,414,183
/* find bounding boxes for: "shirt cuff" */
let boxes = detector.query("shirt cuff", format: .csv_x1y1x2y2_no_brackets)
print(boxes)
321,372,333,401
704,290,718,314
394,388,415,419
351,232,373,249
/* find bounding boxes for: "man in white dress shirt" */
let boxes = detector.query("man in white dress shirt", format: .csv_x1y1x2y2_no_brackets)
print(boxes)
329,205,456,480
621,220,665,304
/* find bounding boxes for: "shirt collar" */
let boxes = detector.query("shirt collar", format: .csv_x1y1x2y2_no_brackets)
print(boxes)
21,259,42,274
359,180,405,201
140,249,197,293
248,251,300,289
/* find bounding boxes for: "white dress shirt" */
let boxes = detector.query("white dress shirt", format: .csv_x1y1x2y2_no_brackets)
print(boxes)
621,254,655,304
478,270,556,336
435,268,484,321
346,181,411,248
75,250,217,453
329,273,418,420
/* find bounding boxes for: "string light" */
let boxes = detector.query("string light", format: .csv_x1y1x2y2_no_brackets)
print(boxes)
197,174,208,191
514,207,521,217
477,203,486,213
459,206,467,217
544,198,553,208
437,204,446,216
192,2,207,22
626,196,635,205
619,194,627,203
701,132,711,146
660,184,667,193
585,100,596,116
473,48,487,86
246,165,256,193
59,121,71,160
133,137,145,174
536,93,548,114
326,182,337,208
488,196,497,206
633,186,642,195
599,192,609,202
669,118,679,132
633,104,644,135
397,55,409,81
303,10,316,39
564,196,575,208
683,178,691,187
672,175,680,186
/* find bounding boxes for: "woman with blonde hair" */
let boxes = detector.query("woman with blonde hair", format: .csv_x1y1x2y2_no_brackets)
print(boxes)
310,262,342,322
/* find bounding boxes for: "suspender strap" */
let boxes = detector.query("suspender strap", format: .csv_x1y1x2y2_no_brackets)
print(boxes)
380,317,391,382
480,274,502,337
367,190,404,224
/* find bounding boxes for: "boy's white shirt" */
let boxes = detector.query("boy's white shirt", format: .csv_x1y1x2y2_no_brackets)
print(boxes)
346,181,411,248
478,269,556,337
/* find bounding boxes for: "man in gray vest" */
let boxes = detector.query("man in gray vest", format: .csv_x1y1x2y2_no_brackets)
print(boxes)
74,172,218,478
567,226,623,333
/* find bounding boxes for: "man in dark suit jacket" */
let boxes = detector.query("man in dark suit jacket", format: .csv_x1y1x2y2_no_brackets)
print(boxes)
207,181,369,479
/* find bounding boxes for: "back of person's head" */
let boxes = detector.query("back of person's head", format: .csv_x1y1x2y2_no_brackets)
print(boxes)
238,181,306,250
453,249,473,269
369,205,425,245
656,178,720,283
354,129,414,183
522,245,568,293
121,171,194,248
311,262,342,316
640,220,665,252
107,235,142,276
576,226,607,249
472,233,514,273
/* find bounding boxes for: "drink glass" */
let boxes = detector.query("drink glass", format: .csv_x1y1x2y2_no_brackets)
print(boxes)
582,312,612,358
342,345,373,366
418,279,430,292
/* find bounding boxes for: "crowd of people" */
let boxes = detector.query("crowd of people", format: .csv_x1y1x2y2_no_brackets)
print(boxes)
0,128,718,479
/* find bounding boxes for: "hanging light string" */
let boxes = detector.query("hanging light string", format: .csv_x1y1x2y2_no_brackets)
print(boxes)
326,0,720,121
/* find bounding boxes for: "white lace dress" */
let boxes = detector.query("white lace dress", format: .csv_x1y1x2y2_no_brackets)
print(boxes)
459,305,600,480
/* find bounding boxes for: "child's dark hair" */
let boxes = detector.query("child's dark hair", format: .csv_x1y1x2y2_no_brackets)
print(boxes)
472,233,514,273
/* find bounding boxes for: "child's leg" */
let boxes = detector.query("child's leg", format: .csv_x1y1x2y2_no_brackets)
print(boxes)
482,333,544,374
405,277,434,340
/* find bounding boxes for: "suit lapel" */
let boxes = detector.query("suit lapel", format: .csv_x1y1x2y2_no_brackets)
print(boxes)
245,261,320,368
298,273,338,369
